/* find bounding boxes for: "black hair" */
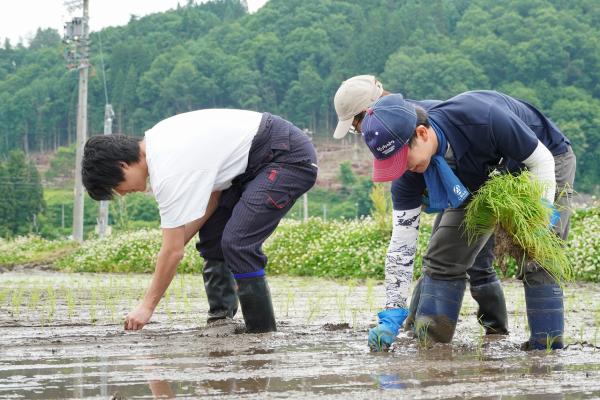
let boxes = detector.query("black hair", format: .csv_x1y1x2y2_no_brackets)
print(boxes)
408,105,430,147
82,135,142,200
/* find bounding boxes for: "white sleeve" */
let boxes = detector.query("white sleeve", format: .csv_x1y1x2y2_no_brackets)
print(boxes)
153,169,215,228
521,140,556,204
384,207,421,309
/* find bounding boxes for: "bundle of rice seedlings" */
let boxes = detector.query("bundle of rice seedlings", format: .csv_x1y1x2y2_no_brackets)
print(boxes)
464,171,572,283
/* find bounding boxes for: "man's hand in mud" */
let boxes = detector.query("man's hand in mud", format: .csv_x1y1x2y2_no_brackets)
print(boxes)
124,303,154,330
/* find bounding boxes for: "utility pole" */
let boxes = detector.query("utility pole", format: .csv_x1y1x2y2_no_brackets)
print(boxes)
64,0,89,242
303,193,308,222
96,104,114,237
96,28,113,238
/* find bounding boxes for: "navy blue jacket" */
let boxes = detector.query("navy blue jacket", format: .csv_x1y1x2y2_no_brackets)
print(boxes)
392,90,570,210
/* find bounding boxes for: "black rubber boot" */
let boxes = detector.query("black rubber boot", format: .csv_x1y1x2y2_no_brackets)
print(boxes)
236,276,277,333
415,275,466,344
470,280,509,335
403,276,423,332
202,259,238,323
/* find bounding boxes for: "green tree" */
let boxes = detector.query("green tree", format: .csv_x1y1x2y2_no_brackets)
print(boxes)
0,0,599,194
0,151,45,237
338,161,356,191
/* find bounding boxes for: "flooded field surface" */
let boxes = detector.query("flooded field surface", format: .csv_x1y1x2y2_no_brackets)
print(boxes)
1,271,600,399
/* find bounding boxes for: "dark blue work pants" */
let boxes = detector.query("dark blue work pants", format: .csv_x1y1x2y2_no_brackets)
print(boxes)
195,113,317,278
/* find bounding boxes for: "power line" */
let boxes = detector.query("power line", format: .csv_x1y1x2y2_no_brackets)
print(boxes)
97,31,109,106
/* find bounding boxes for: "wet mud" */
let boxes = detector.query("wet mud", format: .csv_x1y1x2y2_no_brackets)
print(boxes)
1,272,600,399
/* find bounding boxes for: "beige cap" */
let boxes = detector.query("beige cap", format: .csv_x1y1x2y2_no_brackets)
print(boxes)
333,75,383,139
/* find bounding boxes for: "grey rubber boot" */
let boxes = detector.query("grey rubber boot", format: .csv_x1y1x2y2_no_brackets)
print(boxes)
236,276,277,333
403,276,423,332
470,280,509,335
414,275,466,344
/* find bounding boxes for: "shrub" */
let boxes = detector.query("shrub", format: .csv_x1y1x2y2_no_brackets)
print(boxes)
53,217,433,279
568,207,600,282
264,216,432,279
0,235,77,266
39,205,600,283
55,229,203,273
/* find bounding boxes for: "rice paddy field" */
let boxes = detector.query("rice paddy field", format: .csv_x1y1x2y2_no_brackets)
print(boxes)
1,270,600,399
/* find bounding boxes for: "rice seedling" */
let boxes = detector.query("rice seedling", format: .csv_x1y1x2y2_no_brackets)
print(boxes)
346,279,357,296
106,293,117,323
28,287,41,311
89,287,98,324
181,279,192,315
306,295,322,324
0,288,7,307
11,288,23,318
65,288,76,320
198,283,207,299
415,320,432,349
285,287,295,317
162,285,174,324
336,293,347,322
46,285,56,323
366,278,375,312
476,317,485,360
545,334,560,354
565,294,576,314
177,274,186,316
465,171,572,283
165,299,173,324
101,285,111,317
578,324,586,344
593,307,600,327
460,302,471,317
351,307,359,331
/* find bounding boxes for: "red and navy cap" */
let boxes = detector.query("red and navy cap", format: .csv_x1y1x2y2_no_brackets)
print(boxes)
361,94,417,182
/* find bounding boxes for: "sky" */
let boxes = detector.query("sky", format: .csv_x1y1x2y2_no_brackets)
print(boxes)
0,0,268,45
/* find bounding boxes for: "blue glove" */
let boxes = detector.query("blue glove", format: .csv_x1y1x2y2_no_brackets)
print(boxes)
368,308,409,352
542,199,560,228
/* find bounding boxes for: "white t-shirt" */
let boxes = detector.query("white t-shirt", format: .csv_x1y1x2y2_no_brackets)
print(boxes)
145,109,262,228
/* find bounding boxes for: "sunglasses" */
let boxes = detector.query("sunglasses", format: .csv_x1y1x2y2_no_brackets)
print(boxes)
350,111,366,134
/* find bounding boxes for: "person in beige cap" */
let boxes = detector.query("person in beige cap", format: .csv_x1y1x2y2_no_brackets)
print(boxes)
333,75,387,139
332,75,508,351
333,75,440,139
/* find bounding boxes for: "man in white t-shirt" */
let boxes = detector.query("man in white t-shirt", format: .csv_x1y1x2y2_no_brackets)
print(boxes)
82,110,318,334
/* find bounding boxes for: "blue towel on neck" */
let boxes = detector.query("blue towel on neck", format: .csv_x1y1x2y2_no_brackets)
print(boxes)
423,120,470,213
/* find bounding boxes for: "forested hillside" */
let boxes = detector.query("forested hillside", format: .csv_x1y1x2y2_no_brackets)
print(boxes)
0,0,599,192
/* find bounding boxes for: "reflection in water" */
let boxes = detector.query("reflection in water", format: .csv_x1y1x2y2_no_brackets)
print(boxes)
148,380,174,399
1,348,597,399
132,374,383,397
207,350,235,357
375,374,406,390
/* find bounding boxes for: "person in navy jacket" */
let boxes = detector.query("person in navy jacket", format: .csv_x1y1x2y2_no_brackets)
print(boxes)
334,76,510,351
356,90,575,350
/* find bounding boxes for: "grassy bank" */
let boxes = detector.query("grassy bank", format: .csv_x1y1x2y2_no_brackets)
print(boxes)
2,206,598,282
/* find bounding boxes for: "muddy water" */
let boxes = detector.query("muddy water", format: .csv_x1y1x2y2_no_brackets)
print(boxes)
1,272,600,399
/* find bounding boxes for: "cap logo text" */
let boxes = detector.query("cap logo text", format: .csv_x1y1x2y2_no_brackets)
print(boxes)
377,140,395,152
